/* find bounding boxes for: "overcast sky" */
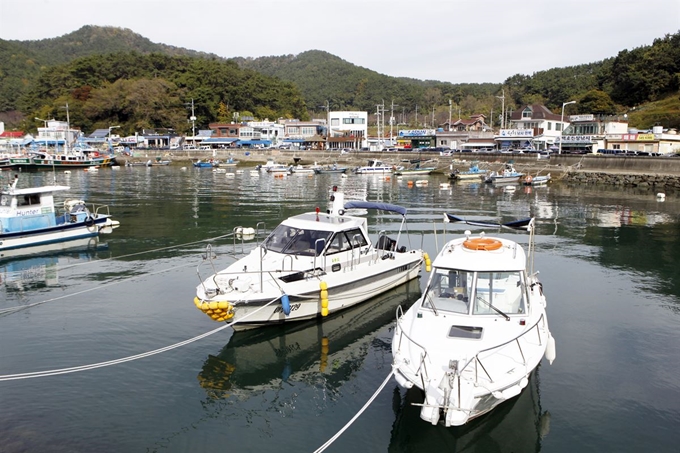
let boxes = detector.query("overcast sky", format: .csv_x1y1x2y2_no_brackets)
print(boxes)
1,0,678,84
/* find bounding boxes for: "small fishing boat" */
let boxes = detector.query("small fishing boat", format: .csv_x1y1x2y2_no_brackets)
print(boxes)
193,159,218,168
523,173,551,186
394,163,436,176
220,157,239,167
0,174,120,257
193,185,425,330
314,164,348,174
449,163,487,181
484,163,524,184
392,214,555,427
10,150,115,170
355,159,393,174
257,159,289,173
288,163,322,174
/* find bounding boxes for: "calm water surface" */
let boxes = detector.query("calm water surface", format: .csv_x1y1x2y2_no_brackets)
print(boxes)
1,167,679,452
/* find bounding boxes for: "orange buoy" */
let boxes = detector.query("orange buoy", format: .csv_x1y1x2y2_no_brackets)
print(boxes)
525,175,533,184
463,237,503,251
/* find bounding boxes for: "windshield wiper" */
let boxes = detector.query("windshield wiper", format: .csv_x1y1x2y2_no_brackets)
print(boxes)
476,296,510,321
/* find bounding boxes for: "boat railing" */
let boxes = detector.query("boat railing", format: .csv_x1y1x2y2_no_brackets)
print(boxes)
461,313,547,385
394,305,431,384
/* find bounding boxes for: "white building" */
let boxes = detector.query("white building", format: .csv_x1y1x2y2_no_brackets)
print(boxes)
496,104,566,150
558,114,628,154
327,111,368,150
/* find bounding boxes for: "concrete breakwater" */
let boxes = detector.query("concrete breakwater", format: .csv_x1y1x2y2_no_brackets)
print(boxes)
561,171,680,191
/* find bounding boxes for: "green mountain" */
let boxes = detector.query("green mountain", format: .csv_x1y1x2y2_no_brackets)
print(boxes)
1,26,678,131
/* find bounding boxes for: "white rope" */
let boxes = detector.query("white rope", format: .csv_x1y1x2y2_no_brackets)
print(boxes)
313,370,395,453
0,233,251,316
0,295,282,382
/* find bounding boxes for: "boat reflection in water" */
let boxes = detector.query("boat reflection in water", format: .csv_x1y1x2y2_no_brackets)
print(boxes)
0,237,108,291
388,369,552,453
197,278,422,398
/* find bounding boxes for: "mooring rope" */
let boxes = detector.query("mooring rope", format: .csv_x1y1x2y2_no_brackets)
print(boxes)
0,294,282,382
313,370,395,453
0,232,251,316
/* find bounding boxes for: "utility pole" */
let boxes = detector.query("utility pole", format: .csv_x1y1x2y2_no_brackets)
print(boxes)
448,100,452,131
496,88,505,130
415,105,418,127
390,99,398,146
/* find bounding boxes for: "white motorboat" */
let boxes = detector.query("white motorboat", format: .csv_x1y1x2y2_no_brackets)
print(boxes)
392,214,555,427
0,174,120,257
194,186,425,330
355,159,393,174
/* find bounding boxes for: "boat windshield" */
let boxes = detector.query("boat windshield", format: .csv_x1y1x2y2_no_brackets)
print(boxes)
422,269,526,316
422,269,473,314
263,225,332,256
473,271,525,316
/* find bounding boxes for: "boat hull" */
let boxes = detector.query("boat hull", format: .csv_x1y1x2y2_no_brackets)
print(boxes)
0,217,112,254
196,250,424,331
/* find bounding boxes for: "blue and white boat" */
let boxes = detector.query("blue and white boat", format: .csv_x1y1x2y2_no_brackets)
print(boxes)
0,175,120,257
484,163,524,184
449,162,488,181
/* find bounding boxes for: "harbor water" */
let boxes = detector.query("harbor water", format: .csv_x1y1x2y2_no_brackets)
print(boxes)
1,166,679,452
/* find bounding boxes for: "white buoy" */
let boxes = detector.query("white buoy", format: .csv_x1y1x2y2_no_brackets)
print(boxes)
545,333,556,365
439,182,451,189
180,167,187,171
657,192,666,201
111,165,120,170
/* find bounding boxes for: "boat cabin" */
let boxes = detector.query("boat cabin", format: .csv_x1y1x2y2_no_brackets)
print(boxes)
422,267,528,320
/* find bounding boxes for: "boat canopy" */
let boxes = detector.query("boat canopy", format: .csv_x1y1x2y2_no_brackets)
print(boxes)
344,201,407,216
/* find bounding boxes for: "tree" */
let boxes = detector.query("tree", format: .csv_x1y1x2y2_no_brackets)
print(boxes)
578,90,618,115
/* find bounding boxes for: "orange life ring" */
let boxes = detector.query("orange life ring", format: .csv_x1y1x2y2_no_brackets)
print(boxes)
463,237,503,251
525,175,533,184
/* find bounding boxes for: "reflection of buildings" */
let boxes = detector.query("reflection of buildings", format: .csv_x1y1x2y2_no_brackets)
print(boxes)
0,256,59,290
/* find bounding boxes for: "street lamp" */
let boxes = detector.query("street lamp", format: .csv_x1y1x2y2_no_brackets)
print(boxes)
108,125,120,150
559,101,577,155
35,117,49,128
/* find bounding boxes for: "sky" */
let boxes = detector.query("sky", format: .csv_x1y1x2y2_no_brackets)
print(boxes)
1,0,678,84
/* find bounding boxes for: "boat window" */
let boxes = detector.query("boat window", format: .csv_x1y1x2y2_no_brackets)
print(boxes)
0,195,9,206
422,269,472,314
21,194,40,206
263,225,331,256
473,271,525,315
326,228,367,255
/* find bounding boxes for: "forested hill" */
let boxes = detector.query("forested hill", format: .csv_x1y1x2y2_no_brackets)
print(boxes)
0,26,219,112
1,26,678,131
233,50,500,115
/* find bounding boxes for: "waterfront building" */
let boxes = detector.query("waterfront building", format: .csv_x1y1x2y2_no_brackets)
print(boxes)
203,123,270,148
436,114,495,150
327,111,368,150
558,114,628,154
248,120,285,147
396,129,436,150
496,104,565,150
604,125,680,155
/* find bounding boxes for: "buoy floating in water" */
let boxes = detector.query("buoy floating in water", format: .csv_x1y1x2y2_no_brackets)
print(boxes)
657,192,666,201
